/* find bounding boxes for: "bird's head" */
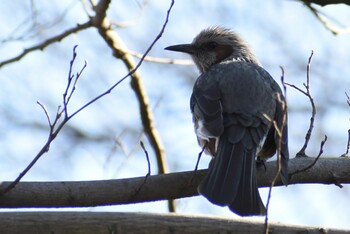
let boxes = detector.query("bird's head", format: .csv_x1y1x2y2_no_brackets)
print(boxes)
165,26,260,73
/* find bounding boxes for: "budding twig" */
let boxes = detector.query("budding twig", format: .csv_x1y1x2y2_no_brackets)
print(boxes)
0,46,85,196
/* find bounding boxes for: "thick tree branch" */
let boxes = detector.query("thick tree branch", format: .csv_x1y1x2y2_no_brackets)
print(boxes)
90,0,175,211
0,157,348,208
300,0,350,6
0,211,348,234
91,0,171,175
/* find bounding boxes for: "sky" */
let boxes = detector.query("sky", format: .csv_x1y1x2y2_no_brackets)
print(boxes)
0,0,350,231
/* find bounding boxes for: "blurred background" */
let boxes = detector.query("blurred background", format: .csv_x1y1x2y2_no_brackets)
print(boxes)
0,0,350,230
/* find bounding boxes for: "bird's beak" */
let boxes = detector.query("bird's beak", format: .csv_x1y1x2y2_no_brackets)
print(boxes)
164,44,197,55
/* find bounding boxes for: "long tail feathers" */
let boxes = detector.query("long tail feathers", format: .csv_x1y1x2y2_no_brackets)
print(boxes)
198,135,266,216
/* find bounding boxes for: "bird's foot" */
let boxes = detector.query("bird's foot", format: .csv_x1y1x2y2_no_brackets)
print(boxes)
256,156,267,171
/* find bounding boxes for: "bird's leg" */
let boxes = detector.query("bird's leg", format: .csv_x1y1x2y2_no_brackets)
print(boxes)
256,156,267,171
188,142,208,186
194,142,207,172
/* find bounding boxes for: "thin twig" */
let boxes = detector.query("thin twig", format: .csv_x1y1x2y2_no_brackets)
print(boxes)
68,0,175,121
84,0,175,182
344,92,350,157
0,47,86,196
36,101,52,127
0,0,175,196
285,51,316,157
264,68,288,234
65,59,87,116
140,141,151,176
62,45,78,117
127,141,153,206
341,129,350,157
289,135,327,179
127,49,193,65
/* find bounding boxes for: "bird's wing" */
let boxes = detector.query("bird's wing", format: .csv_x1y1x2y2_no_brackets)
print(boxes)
190,73,224,155
196,61,278,216
255,66,289,185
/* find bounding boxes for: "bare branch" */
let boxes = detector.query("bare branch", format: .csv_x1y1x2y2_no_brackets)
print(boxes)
1,211,348,234
342,130,350,157
62,46,88,117
127,49,193,65
264,68,288,233
300,0,350,6
0,47,88,196
36,101,52,128
140,141,151,176
88,0,176,213
0,21,92,68
1,1,79,43
290,135,328,179
0,157,349,208
109,0,149,28
86,0,175,178
304,2,350,35
285,51,316,157
344,93,350,157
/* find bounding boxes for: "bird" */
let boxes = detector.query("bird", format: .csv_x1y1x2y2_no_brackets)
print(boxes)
165,26,289,216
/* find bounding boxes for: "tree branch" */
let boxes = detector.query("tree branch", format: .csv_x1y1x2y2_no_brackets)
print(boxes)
285,51,316,157
303,2,350,35
127,49,193,65
0,211,348,234
300,0,350,7
0,21,92,68
90,0,175,212
91,0,173,175
0,157,348,208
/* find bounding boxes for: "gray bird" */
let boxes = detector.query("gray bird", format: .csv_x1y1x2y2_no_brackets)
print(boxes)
165,26,288,216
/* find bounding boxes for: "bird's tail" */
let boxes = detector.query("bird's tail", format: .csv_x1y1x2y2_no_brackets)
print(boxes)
198,130,266,216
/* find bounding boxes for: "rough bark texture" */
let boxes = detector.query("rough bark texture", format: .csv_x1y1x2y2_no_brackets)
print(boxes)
0,157,349,208
0,211,348,234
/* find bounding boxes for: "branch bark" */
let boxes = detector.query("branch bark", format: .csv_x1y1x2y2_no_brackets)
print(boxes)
90,0,175,211
300,0,350,6
0,21,92,68
0,157,349,208
0,211,348,234
92,0,170,175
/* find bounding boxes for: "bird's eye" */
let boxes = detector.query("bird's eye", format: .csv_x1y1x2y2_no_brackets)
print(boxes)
206,41,218,50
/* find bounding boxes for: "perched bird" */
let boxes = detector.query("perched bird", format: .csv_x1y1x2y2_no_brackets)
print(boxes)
165,26,289,216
